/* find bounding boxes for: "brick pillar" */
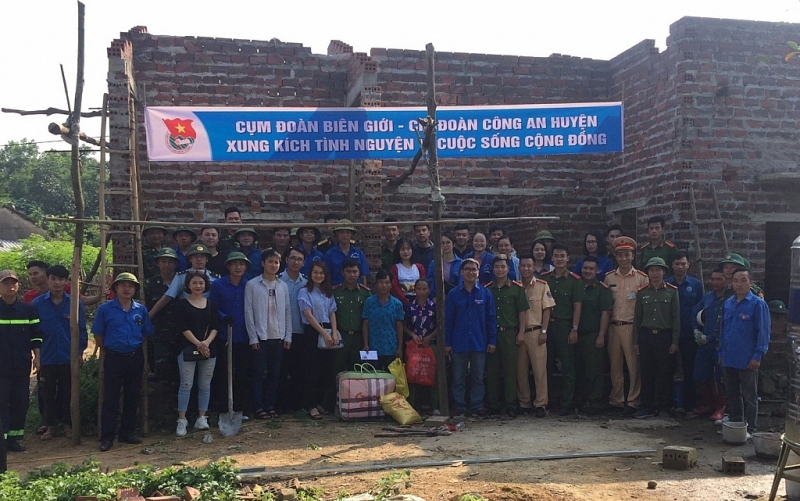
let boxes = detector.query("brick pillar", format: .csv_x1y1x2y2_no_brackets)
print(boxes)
344,48,383,276
107,37,137,267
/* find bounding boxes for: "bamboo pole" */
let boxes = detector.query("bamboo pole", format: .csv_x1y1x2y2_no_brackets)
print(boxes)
45,215,560,228
425,43,449,416
129,90,149,435
96,93,109,436
68,0,86,446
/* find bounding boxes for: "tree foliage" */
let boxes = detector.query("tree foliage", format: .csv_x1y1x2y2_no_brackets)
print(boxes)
0,235,104,281
0,139,102,243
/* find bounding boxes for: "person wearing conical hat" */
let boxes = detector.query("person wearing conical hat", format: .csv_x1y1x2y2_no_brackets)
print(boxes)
632,257,680,419
92,272,154,452
604,236,649,415
322,219,369,286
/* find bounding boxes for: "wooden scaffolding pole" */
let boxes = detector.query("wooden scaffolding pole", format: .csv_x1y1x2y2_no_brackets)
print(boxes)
68,0,86,446
96,93,109,434
425,43,449,416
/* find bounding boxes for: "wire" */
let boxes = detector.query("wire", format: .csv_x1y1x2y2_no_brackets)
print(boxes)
0,137,101,149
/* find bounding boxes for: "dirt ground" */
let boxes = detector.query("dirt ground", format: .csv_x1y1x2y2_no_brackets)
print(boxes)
8,405,790,501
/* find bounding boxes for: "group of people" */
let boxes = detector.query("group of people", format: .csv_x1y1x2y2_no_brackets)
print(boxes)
0,208,782,462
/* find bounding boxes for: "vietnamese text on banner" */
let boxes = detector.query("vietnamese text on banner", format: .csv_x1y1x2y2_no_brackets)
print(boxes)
144,102,623,162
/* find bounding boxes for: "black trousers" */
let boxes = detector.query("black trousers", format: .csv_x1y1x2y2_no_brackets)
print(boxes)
0,372,29,443
639,329,676,412
40,364,72,427
101,348,144,442
298,327,324,411
679,337,698,410
211,341,252,414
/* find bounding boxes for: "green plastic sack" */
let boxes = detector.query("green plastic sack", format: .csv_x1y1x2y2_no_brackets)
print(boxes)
388,358,409,398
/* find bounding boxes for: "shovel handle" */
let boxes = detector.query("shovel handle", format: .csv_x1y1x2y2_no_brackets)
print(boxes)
227,323,234,414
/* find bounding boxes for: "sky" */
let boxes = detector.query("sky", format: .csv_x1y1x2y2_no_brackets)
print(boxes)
2,0,800,149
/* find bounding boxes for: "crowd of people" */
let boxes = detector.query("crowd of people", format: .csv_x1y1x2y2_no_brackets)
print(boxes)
0,207,784,461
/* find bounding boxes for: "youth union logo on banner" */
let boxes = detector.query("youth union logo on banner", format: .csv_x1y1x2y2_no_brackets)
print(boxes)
163,118,197,154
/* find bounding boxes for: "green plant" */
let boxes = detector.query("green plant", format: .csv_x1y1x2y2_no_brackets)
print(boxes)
459,494,487,501
0,458,241,501
295,486,325,501
372,470,411,500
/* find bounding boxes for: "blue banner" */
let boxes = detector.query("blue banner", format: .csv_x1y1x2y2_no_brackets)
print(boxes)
145,103,623,162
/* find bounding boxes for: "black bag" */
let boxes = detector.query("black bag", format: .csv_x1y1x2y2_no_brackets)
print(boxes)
181,327,210,361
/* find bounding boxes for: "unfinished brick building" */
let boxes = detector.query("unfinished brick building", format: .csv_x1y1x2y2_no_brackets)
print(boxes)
107,15,800,309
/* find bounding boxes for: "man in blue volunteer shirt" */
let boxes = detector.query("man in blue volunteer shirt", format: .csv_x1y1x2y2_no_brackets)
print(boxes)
209,252,252,415
445,258,497,420
718,268,770,435
665,250,703,413
32,265,88,440
322,219,369,286
692,267,728,421
92,272,154,452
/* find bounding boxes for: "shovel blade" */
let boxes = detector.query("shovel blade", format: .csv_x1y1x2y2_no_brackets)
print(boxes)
218,411,243,436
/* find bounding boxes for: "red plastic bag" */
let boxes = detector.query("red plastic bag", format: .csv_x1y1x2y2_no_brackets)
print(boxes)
405,341,437,387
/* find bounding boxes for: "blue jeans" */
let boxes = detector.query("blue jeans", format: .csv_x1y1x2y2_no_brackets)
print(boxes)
251,339,285,412
177,352,217,413
451,351,486,412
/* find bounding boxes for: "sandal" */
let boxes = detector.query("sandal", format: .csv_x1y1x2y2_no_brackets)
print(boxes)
36,425,48,435
254,409,270,420
308,408,323,420
316,405,330,415
267,409,279,419
40,428,54,441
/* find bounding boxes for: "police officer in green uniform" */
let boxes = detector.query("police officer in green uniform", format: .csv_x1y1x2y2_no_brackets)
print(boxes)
218,206,242,255
633,257,681,419
576,256,613,414
143,248,180,381
542,243,585,416
638,216,677,276
316,213,341,255
333,258,372,374
486,254,529,418
142,225,168,279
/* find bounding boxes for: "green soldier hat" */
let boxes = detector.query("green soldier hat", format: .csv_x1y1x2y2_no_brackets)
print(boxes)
234,227,259,240
643,257,669,272
297,224,322,241
738,254,752,270
769,300,788,314
719,253,747,269
112,272,140,286
142,224,168,235
533,230,555,242
154,247,179,261
186,243,212,258
225,251,251,268
333,219,357,233
172,226,198,242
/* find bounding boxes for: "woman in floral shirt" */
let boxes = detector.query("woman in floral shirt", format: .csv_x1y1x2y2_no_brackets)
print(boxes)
403,278,439,414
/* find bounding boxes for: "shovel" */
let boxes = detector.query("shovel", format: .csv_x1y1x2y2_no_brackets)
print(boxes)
219,324,243,436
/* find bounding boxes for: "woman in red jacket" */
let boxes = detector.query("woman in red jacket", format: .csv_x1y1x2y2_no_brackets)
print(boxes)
389,238,426,307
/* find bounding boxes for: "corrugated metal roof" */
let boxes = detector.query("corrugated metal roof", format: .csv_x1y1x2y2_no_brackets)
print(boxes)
0,239,22,251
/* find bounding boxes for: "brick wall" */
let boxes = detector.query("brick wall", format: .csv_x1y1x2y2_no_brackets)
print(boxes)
108,16,800,279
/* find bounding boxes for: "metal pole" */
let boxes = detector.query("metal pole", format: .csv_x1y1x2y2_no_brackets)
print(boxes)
240,449,658,480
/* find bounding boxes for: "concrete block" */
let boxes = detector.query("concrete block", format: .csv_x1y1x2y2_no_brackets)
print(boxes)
722,456,746,475
424,415,448,427
662,446,697,470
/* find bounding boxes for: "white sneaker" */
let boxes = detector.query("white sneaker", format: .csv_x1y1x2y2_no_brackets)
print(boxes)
714,415,730,426
194,416,210,430
176,418,188,437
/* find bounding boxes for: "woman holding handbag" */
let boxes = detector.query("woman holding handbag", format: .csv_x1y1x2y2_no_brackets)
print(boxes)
297,261,339,419
175,271,220,436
